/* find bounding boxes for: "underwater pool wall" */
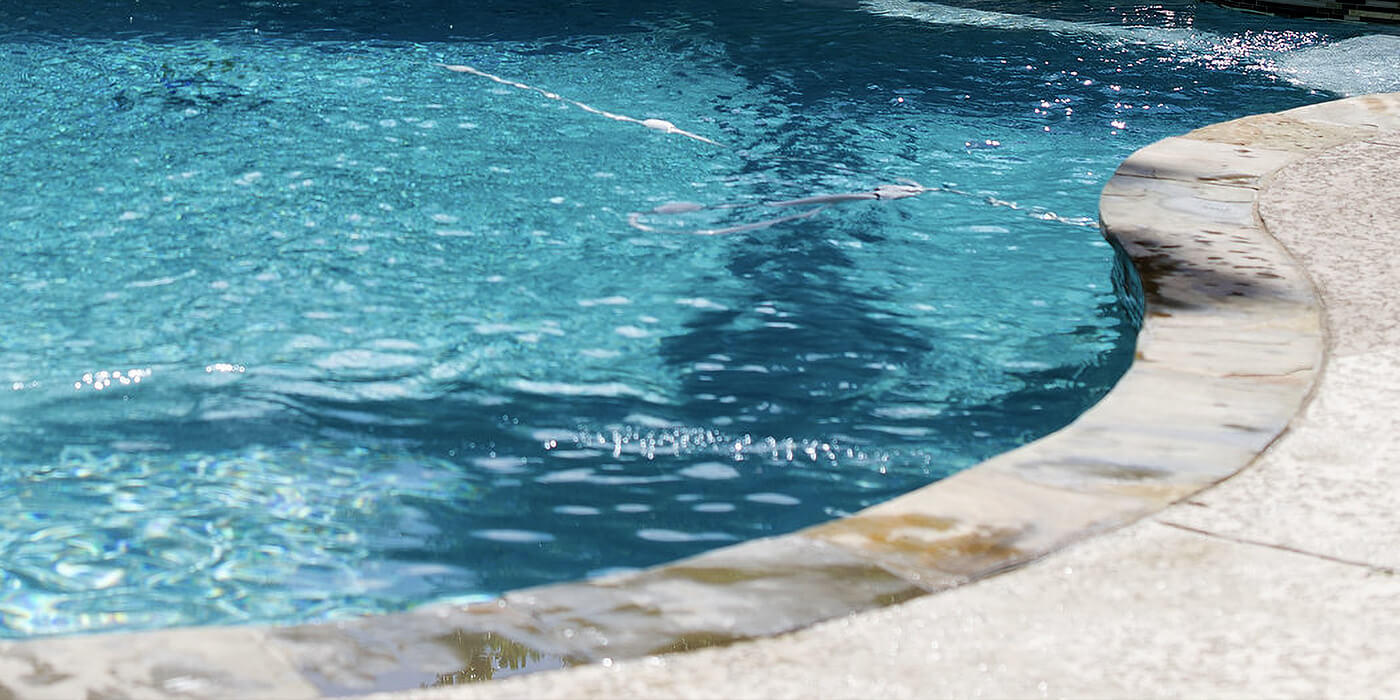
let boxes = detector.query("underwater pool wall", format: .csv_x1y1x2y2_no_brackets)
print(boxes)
5,93,1400,699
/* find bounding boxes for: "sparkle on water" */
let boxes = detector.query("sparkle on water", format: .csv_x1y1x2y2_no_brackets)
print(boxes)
0,0,1394,638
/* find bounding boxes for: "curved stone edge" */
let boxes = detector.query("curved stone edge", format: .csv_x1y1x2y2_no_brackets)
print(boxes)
7,94,1399,700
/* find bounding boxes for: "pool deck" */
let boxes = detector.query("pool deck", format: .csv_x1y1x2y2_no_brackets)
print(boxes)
2,95,1397,699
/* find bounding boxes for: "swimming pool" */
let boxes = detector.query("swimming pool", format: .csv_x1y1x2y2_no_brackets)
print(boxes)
0,0,1394,638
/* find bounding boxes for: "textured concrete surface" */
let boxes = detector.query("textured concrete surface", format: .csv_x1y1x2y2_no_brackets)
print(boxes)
0,626,320,699
355,95,1400,700
1163,138,1400,572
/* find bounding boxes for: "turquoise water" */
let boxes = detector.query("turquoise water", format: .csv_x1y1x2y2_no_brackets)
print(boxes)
0,0,1393,637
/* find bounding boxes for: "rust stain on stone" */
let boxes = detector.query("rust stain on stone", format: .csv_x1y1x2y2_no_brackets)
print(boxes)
430,630,574,686
644,631,748,657
655,565,789,586
812,513,958,537
17,658,72,686
810,514,1026,575
658,560,906,588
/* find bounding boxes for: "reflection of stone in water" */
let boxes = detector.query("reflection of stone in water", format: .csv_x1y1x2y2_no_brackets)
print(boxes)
431,630,567,685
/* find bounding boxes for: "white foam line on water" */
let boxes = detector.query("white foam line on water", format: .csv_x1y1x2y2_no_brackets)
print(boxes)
438,63,723,147
1273,35,1400,96
625,180,1097,236
862,0,1204,48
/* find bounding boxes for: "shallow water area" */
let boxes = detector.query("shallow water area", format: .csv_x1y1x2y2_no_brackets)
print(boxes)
0,0,1393,638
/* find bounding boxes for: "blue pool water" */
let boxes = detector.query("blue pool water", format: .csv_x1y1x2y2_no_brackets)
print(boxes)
0,0,1395,637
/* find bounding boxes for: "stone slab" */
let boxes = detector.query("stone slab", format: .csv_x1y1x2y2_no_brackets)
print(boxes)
1163,347,1400,571
1112,136,1302,187
1098,176,1313,318
495,534,926,662
0,626,317,700
1185,113,1378,152
1281,94,1400,132
264,604,573,696
384,521,1400,700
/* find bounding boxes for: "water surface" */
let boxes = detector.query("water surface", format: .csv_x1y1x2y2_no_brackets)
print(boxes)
0,0,1393,637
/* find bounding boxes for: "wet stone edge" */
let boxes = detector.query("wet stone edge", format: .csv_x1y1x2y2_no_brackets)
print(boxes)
7,93,1399,700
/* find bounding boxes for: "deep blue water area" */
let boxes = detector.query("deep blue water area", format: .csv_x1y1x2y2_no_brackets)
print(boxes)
0,0,1395,637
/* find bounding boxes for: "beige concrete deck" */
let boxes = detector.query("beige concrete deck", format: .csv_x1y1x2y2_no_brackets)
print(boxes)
1,95,1396,699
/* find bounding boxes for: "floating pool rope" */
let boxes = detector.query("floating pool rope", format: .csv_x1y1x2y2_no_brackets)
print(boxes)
627,203,827,237
625,182,933,236
626,178,1097,235
439,63,945,234
439,63,722,146
439,63,1084,236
